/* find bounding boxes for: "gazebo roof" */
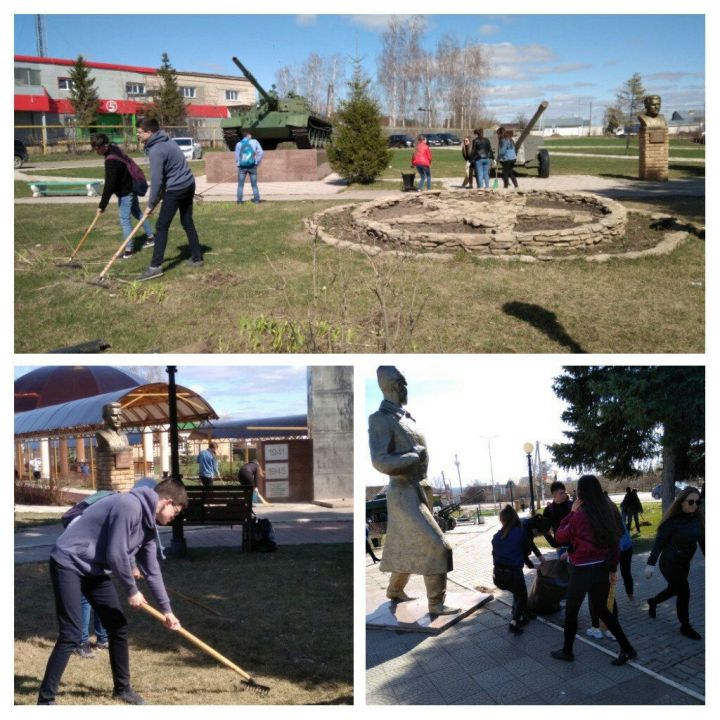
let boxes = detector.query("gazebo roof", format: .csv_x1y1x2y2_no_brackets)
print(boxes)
14,383,218,440
190,414,308,441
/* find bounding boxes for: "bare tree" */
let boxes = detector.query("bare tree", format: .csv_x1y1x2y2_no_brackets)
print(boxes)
616,72,646,153
300,52,325,114
377,16,408,126
274,65,298,97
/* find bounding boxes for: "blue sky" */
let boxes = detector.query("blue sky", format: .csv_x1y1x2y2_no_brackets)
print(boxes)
13,365,309,420
360,358,574,488
13,13,705,121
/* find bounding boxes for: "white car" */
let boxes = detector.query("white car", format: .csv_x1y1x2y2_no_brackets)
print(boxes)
173,137,203,160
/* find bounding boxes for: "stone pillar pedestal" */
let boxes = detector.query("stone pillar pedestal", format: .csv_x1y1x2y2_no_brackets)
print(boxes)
76,437,86,463
638,127,669,181
95,449,135,492
160,431,170,475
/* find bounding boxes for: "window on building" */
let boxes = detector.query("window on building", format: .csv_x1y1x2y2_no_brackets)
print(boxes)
58,77,74,90
126,82,145,96
15,67,42,86
181,86,197,99
225,90,239,101
190,119,206,128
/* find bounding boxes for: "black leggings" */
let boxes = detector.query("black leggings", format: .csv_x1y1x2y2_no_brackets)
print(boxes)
38,559,131,703
494,565,528,622
653,555,691,625
501,160,518,188
563,563,633,654
619,547,634,596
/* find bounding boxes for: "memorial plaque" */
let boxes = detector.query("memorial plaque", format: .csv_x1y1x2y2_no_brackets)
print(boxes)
265,480,290,498
265,444,289,462
649,130,665,143
266,462,289,479
114,449,133,470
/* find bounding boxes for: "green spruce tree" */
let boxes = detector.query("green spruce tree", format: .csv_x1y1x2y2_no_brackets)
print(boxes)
327,60,391,184
146,53,186,127
68,55,100,130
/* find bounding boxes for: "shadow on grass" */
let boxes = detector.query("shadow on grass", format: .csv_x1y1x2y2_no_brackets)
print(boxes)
502,302,586,353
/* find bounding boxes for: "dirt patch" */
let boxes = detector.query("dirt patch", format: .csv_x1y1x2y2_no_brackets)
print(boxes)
197,269,246,286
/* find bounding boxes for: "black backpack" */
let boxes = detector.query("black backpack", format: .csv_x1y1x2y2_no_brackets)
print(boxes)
61,491,116,528
249,514,277,552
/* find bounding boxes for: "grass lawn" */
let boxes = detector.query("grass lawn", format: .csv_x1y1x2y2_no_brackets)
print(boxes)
14,514,65,530
14,197,704,353
14,545,353,705
20,160,205,179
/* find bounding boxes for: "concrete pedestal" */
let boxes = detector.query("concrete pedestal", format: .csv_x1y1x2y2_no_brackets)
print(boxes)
366,587,493,634
638,127,669,181
206,149,332,184
95,449,134,492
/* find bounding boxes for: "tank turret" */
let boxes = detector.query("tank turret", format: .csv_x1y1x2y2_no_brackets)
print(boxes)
220,57,333,151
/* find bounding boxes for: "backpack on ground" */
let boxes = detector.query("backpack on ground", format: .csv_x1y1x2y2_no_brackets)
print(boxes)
107,148,149,196
249,513,277,552
238,139,256,169
61,490,116,528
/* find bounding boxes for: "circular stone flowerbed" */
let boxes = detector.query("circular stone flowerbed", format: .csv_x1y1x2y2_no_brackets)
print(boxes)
309,190,631,258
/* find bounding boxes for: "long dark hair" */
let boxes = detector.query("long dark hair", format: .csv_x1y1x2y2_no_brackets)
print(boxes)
499,504,520,538
576,474,623,548
659,486,704,530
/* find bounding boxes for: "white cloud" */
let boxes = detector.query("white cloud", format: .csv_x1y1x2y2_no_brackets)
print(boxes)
479,24,500,37
295,15,317,27
483,42,558,65
350,15,411,31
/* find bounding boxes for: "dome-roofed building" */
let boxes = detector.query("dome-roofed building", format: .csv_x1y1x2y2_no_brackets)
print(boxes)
14,366,144,413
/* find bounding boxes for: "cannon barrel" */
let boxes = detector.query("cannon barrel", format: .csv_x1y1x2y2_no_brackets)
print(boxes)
232,57,277,111
514,100,548,151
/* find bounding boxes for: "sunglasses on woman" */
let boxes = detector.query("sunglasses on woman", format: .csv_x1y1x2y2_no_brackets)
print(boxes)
685,498,701,506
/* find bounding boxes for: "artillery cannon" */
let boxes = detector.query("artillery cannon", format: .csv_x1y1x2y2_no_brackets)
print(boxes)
220,57,333,151
489,100,550,178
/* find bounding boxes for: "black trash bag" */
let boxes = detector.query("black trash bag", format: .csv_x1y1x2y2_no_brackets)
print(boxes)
527,559,570,615
250,515,278,552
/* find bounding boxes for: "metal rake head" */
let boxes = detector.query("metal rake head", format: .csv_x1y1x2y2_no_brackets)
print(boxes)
239,679,271,696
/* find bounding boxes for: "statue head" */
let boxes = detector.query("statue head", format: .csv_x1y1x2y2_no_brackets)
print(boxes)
377,366,408,406
643,95,662,117
101,402,123,431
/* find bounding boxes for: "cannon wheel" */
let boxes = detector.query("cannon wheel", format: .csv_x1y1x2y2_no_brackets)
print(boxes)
446,517,457,531
538,149,550,178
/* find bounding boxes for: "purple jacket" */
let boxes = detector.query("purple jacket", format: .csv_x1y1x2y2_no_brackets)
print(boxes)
51,487,172,613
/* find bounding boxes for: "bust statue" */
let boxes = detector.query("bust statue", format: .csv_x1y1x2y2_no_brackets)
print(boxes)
637,94,667,129
368,366,458,616
95,402,130,453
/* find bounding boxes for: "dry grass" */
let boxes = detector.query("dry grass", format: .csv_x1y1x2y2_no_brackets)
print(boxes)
14,546,353,705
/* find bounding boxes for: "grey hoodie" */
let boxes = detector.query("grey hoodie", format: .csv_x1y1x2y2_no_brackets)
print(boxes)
144,130,195,208
51,486,172,613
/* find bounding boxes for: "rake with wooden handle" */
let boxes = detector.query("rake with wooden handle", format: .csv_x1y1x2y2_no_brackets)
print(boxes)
57,209,103,268
139,603,270,695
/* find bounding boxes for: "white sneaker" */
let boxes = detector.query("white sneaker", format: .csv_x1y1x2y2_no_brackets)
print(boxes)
585,627,603,639
605,631,617,641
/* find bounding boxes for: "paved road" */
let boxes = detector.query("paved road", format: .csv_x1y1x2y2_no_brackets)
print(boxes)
366,516,705,705
14,503,352,564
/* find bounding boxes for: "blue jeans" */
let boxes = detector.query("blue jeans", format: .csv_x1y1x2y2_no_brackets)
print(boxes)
118,194,153,252
475,159,491,188
237,166,260,202
150,182,202,267
416,165,431,190
81,593,108,644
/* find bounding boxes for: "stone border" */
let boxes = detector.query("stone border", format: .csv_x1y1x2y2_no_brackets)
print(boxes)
305,193,702,263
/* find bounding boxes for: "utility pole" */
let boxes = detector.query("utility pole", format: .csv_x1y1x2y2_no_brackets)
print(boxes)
588,100,593,137
35,15,48,57
453,454,463,504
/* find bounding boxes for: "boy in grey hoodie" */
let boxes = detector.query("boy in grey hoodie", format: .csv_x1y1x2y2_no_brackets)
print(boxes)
137,117,203,281
37,480,187,705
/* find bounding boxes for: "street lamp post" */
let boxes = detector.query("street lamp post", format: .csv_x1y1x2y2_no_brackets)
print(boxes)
523,442,536,513
418,107,429,131
480,434,499,508
453,454,463,505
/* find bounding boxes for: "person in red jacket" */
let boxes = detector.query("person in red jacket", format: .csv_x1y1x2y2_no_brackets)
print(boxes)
411,136,432,191
550,474,637,666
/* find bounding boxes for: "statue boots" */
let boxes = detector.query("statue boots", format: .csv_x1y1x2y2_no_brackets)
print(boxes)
425,573,460,616
386,572,415,602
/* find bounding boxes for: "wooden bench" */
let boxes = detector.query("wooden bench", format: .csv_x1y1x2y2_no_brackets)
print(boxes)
182,485,254,551
29,180,103,197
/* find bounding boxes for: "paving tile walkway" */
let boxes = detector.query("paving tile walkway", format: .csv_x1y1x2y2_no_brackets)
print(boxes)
366,516,705,705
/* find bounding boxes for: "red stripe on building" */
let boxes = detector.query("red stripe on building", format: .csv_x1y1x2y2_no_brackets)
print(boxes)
15,55,158,75
14,94,50,112
185,105,229,118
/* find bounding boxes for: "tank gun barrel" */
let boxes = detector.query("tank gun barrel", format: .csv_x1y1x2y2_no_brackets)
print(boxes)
232,56,277,111
515,100,548,151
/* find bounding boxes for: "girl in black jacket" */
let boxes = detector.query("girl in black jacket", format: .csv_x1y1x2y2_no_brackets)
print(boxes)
645,486,704,639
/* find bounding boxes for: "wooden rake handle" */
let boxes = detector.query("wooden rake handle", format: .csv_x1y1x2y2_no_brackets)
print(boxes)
98,205,153,280
139,602,253,682
69,209,103,260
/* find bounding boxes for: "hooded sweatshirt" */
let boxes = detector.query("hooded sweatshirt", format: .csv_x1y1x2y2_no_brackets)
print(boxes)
50,486,172,613
144,130,195,208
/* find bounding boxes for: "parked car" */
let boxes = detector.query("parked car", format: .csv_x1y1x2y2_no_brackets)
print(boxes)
172,137,203,160
423,133,446,147
15,139,28,169
651,481,690,499
437,133,461,146
387,134,415,148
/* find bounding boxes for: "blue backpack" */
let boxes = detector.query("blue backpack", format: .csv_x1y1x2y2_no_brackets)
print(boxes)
61,490,116,528
238,139,255,168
